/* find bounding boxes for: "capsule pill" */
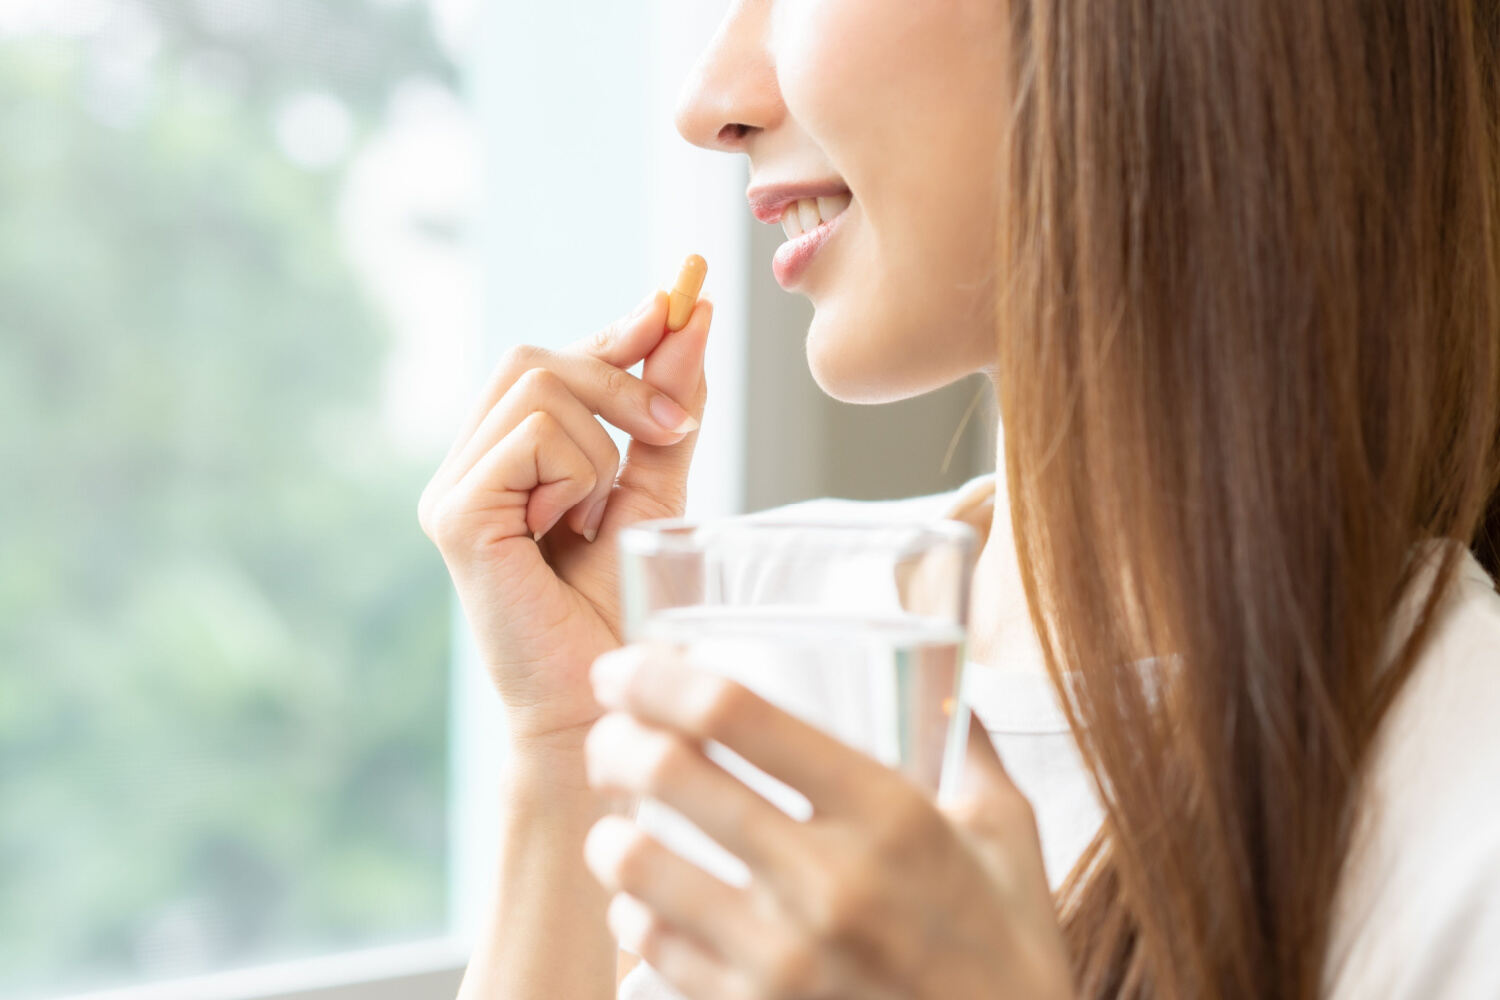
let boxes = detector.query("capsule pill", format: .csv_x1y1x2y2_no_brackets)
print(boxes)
666,254,708,332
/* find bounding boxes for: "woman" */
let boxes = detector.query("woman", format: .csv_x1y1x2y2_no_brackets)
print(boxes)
419,1,1500,997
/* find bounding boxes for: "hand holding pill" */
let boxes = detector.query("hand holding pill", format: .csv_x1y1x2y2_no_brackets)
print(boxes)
418,258,712,747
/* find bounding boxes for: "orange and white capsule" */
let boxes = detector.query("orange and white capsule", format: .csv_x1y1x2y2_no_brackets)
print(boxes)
665,254,708,332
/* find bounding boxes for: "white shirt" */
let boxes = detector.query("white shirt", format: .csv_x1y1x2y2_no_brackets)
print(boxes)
1323,544,1500,999
620,475,1500,999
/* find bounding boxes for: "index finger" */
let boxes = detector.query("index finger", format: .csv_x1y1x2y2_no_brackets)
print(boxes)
447,290,672,459
589,645,898,818
566,289,672,368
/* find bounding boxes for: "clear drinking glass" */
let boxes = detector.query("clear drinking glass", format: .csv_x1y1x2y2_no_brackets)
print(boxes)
616,516,979,851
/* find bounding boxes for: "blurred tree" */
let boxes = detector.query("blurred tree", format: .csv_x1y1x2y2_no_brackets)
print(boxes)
0,1,460,994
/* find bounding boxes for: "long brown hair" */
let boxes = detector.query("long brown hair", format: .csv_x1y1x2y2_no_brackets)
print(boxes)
994,2,1500,996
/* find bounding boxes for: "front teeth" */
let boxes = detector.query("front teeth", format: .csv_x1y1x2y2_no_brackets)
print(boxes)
780,194,852,240
797,199,820,234
816,194,852,222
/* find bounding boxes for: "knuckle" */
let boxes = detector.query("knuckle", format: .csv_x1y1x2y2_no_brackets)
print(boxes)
761,938,825,998
640,735,694,797
587,323,618,355
565,450,600,493
602,434,623,471
618,474,687,522
599,362,630,399
513,365,561,400
685,676,750,741
426,494,467,549
519,408,558,439
661,484,690,516
498,343,543,378
632,911,671,966
872,795,944,857
611,828,657,890
813,866,878,941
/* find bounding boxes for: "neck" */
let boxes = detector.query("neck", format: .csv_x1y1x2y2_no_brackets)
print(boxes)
965,412,1045,672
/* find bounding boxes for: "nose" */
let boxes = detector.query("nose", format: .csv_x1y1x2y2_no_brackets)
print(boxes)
674,2,784,153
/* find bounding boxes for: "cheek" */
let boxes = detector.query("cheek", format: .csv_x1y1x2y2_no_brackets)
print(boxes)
776,0,920,154
779,0,1004,178
780,2,1006,401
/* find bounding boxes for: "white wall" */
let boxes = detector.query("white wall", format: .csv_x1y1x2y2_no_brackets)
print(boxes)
450,0,755,939
470,1,749,522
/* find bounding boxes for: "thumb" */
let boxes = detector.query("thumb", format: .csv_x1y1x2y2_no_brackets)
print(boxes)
944,709,1028,844
958,708,1013,802
613,298,712,516
947,709,1054,901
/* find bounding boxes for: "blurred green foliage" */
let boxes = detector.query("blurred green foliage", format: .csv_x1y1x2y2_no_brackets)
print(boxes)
0,2,460,995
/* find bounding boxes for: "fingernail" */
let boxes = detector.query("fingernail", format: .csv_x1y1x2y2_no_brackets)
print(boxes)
649,395,699,435
583,496,607,543
606,892,653,953
584,815,636,880
591,649,638,707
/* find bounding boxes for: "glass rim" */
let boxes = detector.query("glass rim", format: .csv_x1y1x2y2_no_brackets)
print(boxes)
617,516,979,557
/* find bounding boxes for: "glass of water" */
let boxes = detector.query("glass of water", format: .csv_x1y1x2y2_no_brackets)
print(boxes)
616,516,979,846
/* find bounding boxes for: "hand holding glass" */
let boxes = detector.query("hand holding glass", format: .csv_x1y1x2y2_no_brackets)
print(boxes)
615,516,978,879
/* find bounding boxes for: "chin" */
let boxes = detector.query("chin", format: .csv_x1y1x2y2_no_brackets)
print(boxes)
804,308,942,405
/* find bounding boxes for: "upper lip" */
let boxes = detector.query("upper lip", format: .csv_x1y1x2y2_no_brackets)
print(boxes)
747,181,853,225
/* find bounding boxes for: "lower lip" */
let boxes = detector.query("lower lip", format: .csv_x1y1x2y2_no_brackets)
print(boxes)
772,209,847,289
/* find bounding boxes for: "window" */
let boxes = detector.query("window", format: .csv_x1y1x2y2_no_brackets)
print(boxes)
2,1,751,996
0,0,477,994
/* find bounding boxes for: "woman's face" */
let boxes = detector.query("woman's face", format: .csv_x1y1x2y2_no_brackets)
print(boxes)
676,0,1010,403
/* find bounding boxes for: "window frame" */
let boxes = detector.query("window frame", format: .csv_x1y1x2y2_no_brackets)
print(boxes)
56,942,466,1000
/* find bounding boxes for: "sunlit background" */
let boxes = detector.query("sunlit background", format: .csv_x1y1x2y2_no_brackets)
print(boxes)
0,0,479,994
0,1,993,997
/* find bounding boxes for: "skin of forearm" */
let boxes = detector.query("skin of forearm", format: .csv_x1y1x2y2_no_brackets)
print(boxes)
457,747,616,1000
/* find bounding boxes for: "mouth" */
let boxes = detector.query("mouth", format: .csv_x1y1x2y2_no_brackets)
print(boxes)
747,183,854,289
773,193,853,242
